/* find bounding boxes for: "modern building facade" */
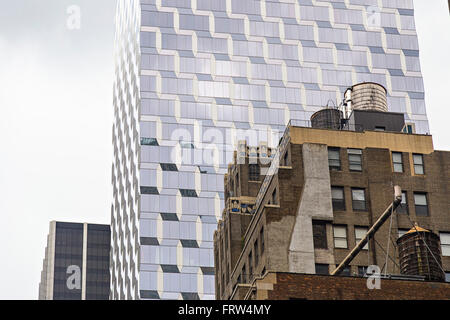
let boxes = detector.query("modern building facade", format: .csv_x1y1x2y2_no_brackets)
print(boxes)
111,0,430,299
214,112,450,300
38,221,110,300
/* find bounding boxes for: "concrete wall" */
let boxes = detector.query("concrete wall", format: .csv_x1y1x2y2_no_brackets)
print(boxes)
288,143,334,274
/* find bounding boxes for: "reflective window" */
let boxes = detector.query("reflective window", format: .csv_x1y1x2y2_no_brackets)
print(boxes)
352,188,366,211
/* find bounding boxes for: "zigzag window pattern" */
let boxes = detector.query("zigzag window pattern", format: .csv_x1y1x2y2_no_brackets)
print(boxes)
112,0,430,301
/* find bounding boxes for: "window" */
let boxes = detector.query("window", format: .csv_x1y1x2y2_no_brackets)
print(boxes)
140,186,159,194
340,266,351,276
260,228,264,254
392,152,403,173
352,188,367,211
283,151,289,166
160,163,178,171
312,221,327,249
140,137,158,146
414,193,428,216
271,188,277,205
402,123,415,134
347,148,362,171
413,154,424,174
440,233,450,257
333,225,348,249
445,272,450,283
249,164,260,181
358,266,368,276
248,252,253,280
315,264,329,275
180,189,198,197
354,227,369,250
374,126,385,131
397,191,408,214
243,264,247,283
254,240,259,266
398,229,409,238
331,187,345,211
328,147,341,170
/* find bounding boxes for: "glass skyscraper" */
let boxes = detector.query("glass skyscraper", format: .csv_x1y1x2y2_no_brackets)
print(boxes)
39,221,111,300
111,0,428,299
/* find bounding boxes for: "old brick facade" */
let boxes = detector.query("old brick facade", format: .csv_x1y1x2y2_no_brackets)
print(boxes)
244,272,450,300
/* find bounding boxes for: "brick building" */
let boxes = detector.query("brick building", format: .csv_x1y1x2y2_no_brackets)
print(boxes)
214,104,450,300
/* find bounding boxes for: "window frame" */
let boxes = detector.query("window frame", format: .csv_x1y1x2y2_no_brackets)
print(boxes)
440,232,450,257
414,192,428,216
347,148,362,172
315,263,329,275
328,147,341,171
331,186,345,211
354,226,369,250
413,153,425,175
333,225,348,249
248,163,260,181
312,221,328,249
351,188,367,211
396,191,408,214
392,152,403,173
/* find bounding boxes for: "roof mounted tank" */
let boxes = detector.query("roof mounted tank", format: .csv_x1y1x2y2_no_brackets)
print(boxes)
344,82,388,114
396,224,445,282
310,108,342,130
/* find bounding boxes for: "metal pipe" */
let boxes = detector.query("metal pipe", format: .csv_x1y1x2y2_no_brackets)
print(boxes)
331,186,402,276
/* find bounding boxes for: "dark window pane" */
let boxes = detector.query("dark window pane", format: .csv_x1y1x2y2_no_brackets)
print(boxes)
414,193,428,216
331,187,345,211
315,264,329,275
249,164,260,181
141,186,159,194
140,137,158,146
312,222,327,249
180,189,198,197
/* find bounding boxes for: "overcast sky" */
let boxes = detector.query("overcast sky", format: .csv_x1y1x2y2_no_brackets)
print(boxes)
0,1,448,299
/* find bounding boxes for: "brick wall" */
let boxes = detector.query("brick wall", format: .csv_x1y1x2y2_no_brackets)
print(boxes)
255,272,450,300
